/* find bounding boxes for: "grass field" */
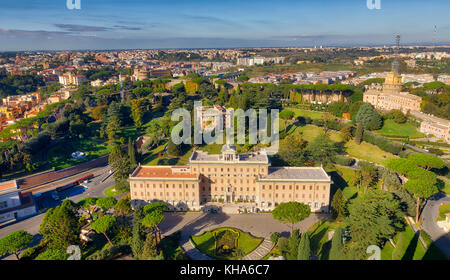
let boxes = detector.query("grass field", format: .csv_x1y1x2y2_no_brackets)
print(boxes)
293,124,343,143
345,139,397,165
380,225,448,260
190,228,263,260
330,166,360,200
282,107,327,120
44,138,110,170
104,185,128,197
375,120,425,139
307,220,344,260
439,177,450,195
141,143,192,166
437,203,450,221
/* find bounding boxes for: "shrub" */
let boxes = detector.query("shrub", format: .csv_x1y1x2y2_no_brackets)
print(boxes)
312,118,324,127
428,148,444,156
270,232,281,245
332,155,355,166
86,243,131,260
277,237,290,256
325,118,346,131
363,131,403,155
20,240,48,260
398,149,416,158
35,249,67,260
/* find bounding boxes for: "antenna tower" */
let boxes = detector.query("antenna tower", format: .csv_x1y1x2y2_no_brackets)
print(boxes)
392,35,400,74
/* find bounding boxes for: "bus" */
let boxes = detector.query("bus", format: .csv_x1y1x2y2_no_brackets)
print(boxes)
56,173,94,192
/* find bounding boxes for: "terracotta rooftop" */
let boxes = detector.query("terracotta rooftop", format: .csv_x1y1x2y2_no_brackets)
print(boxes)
133,166,197,178
0,180,17,192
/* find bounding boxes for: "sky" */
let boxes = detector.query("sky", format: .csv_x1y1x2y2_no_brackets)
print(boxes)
0,0,449,51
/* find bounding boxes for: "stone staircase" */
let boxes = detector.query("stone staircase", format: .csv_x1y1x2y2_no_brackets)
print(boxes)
181,237,274,261
181,239,214,260
241,239,274,260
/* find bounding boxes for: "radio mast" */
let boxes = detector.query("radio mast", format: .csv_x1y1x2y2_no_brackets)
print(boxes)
392,35,400,74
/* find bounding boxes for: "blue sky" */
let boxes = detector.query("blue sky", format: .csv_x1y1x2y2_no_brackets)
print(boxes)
0,0,449,51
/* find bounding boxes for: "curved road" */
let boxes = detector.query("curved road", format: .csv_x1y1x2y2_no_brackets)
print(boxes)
421,194,450,260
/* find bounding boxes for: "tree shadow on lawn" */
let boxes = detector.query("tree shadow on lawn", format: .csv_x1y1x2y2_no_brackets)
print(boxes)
319,240,332,260
402,232,419,260
329,171,347,195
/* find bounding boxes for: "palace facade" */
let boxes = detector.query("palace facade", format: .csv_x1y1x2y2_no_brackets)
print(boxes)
129,145,332,213
363,72,422,113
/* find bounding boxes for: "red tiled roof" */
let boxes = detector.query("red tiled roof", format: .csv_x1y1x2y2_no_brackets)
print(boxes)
0,181,16,192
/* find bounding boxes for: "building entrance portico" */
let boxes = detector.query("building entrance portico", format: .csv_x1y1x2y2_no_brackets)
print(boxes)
225,184,234,203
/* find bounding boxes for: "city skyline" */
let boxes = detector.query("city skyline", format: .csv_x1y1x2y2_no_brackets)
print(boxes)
0,0,450,51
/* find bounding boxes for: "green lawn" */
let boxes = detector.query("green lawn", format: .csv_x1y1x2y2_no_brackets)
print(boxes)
375,119,425,139
289,124,343,143
330,165,360,200
439,177,450,195
190,228,263,260
437,203,450,221
283,107,327,120
43,138,111,170
261,246,281,260
104,186,128,197
307,220,344,260
381,225,448,260
345,139,397,165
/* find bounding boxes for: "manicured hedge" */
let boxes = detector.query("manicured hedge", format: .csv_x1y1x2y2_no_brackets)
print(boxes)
362,131,404,155
332,155,355,166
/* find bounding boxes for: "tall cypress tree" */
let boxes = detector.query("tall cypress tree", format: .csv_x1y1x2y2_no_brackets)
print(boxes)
287,229,301,260
329,228,346,260
131,204,145,259
128,137,137,168
330,189,348,220
355,122,364,145
297,232,311,260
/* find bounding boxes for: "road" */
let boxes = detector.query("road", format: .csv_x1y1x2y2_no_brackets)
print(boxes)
0,166,115,259
421,194,450,260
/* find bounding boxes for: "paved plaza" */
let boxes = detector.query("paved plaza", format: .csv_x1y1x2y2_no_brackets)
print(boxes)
160,211,329,260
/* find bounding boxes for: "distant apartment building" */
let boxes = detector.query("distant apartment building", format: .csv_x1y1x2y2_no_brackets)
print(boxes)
363,72,422,113
129,145,332,212
58,72,86,86
0,180,37,223
420,120,450,144
0,106,21,120
236,56,285,66
47,88,75,104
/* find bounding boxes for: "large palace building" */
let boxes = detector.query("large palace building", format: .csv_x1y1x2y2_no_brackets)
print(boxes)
129,145,332,213
363,72,422,113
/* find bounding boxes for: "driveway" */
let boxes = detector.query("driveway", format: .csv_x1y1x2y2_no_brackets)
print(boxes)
421,194,450,259
160,211,329,260
160,212,330,239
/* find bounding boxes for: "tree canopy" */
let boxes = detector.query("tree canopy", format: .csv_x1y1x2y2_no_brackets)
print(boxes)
0,230,33,259
272,202,311,233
